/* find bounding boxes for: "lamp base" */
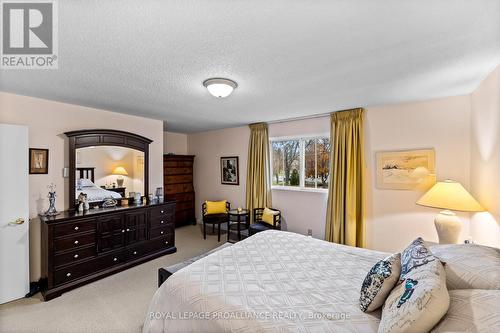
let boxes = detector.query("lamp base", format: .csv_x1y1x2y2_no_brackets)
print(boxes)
434,210,462,244
116,178,124,187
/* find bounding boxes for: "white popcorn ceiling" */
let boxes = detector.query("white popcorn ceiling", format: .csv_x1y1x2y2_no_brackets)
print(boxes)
1,0,499,133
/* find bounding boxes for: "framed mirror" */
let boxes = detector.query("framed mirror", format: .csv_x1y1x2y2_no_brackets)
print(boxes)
65,129,152,211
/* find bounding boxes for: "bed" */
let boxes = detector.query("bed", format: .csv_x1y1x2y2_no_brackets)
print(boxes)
143,230,390,333
76,167,122,202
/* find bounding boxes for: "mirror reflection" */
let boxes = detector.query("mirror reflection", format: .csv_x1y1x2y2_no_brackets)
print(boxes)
75,146,145,203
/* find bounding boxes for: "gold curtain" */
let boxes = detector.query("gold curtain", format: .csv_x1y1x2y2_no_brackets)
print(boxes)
246,123,272,218
325,108,365,247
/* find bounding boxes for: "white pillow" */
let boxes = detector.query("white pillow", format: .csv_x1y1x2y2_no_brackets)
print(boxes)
430,243,500,290
360,253,401,312
431,289,500,333
77,178,95,189
378,239,450,333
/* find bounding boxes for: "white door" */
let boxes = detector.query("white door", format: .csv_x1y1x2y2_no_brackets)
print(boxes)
0,124,29,304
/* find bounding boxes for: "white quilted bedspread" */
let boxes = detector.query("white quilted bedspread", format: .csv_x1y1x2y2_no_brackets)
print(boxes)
143,230,389,333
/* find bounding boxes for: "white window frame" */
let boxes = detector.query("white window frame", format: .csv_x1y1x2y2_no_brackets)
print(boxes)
269,133,330,193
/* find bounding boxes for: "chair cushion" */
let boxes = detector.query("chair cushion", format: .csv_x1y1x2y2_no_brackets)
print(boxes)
205,200,227,215
378,239,450,333
249,222,272,232
204,213,227,223
261,207,279,225
360,253,401,312
430,243,500,290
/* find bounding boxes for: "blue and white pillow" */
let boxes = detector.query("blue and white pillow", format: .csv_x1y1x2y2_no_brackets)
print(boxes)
400,237,435,282
360,253,401,312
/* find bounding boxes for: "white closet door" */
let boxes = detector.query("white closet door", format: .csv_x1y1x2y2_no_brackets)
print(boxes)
0,124,29,304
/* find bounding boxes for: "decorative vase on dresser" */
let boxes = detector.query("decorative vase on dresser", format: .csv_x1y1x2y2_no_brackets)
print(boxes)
163,155,196,227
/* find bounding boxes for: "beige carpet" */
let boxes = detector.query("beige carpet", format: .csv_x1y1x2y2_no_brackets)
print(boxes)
0,225,222,333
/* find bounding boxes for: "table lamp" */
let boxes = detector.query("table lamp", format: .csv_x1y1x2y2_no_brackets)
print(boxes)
112,166,128,187
416,180,484,244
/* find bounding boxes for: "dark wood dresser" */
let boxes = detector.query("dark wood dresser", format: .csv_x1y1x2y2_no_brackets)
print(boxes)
164,155,196,227
40,201,176,300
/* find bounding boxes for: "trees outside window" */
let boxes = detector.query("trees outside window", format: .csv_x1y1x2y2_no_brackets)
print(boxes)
271,136,330,190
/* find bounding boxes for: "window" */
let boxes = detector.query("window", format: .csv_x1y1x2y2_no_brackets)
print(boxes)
271,136,331,190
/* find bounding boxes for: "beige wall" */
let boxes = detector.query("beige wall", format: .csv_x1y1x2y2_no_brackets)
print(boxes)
164,131,188,155
187,96,475,252
0,92,164,281
188,126,250,220
470,65,500,247
365,97,472,251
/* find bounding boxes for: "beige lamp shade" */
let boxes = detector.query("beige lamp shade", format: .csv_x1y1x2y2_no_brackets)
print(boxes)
416,180,484,212
112,166,128,176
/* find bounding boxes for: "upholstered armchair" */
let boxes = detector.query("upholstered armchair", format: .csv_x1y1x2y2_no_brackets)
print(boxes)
249,207,282,236
202,201,230,242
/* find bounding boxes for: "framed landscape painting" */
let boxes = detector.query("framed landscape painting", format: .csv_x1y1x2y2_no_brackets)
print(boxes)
221,156,239,185
376,149,435,190
29,148,49,174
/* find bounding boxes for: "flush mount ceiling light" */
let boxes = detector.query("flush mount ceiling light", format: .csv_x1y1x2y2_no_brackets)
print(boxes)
203,78,238,98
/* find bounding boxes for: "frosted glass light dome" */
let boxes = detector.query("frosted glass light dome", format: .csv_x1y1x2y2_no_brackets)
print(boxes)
203,78,238,98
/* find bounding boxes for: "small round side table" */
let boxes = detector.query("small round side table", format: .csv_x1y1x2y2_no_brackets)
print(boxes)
227,209,250,242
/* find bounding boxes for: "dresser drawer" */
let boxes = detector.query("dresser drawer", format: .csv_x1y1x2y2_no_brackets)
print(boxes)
54,251,127,285
54,233,96,253
53,246,96,268
150,225,174,239
164,160,193,167
176,201,194,211
53,219,96,238
150,205,174,219
166,191,194,203
150,214,173,229
165,167,192,175
145,234,174,253
165,183,194,194
164,174,193,185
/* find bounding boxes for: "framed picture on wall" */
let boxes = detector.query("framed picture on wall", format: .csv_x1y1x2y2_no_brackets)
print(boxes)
29,148,49,174
376,149,435,190
221,156,239,185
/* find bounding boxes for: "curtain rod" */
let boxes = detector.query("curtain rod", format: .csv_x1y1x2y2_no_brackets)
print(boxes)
266,112,330,125
266,107,363,125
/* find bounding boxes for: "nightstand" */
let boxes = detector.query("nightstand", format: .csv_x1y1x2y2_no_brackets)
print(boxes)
106,187,126,198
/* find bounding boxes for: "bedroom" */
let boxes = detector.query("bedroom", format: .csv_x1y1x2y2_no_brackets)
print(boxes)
0,1,499,332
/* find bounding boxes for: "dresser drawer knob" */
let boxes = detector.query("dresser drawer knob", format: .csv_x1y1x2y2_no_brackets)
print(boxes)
133,251,137,255
165,241,169,245
74,254,79,259
161,210,164,214
66,272,71,277
113,257,118,262
160,221,164,224
74,240,79,245
160,231,164,235
74,226,79,231
126,228,130,232
121,229,125,233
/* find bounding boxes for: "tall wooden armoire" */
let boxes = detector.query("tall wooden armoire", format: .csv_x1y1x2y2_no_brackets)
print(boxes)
163,155,196,227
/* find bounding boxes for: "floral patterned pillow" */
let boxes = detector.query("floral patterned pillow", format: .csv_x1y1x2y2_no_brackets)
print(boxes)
360,253,401,312
400,237,435,282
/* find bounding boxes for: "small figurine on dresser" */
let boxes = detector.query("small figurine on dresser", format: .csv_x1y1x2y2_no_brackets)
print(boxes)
44,183,59,216
77,192,89,212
